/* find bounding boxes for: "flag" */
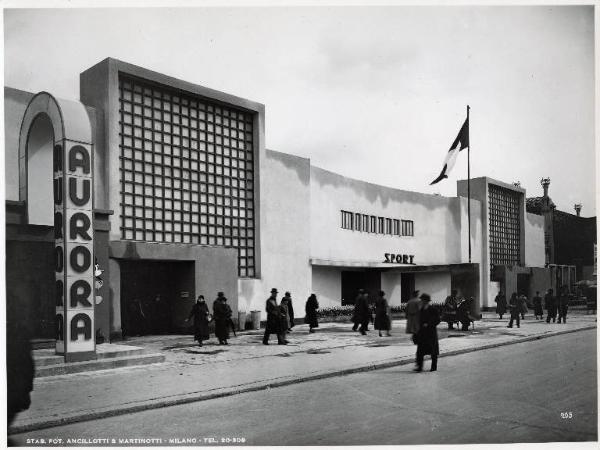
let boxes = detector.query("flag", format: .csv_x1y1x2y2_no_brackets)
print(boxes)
430,116,469,185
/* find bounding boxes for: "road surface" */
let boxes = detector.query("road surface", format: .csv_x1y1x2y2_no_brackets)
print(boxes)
10,328,597,446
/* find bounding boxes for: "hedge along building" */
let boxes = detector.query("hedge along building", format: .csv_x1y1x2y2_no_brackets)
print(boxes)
6,58,549,354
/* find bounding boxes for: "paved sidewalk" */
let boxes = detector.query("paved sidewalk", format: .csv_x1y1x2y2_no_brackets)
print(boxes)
9,312,597,434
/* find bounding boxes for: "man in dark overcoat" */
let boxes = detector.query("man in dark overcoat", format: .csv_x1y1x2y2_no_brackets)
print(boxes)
545,289,557,323
263,288,285,345
494,291,507,319
213,292,232,345
507,293,520,328
355,290,372,335
414,293,440,372
557,286,570,324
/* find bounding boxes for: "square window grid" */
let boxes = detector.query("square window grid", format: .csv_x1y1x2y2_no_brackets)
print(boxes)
119,76,256,277
488,184,521,279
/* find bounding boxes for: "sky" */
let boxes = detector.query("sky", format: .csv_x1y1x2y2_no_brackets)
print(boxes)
3,4,597,215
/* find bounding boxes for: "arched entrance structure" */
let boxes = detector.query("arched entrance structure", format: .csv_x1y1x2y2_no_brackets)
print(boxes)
19,92,96,362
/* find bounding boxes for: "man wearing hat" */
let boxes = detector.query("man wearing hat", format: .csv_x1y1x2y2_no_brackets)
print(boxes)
263,288,285,345
414,293,441,372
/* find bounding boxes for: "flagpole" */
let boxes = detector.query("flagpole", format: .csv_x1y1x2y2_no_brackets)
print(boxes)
467,105,471,264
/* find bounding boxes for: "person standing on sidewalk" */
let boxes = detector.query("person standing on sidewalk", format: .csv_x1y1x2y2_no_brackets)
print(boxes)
494,291,507,320
545,289,557,323
443,290,459,329
533,291,543,320
405,290,421,342
213,292,232,345
305,293,319,333
374,290,392,337
355,290,372,335
280,292,295,332
186,295,210,346
264,288,285,345
557,286,570,324
507,293,520,328
414,293,440,372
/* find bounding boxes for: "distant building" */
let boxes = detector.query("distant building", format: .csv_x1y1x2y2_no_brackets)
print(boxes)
526,178,596,288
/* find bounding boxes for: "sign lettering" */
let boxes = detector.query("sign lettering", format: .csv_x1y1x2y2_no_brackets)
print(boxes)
384,253,416,265
54,141,95,359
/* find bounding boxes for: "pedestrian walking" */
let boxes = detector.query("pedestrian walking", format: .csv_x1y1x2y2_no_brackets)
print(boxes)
545,289,557,323
405,290,421,341
355,290,372,335
185,295,210,346
507,292,520,328
280,292,295,332
518,294,529,320
457,297,473,331
494,291,507,320
352,289,364,331
533,291,543,320
305,293,319,333
414,293,440,372
213,292,232,345
374,290,392,337
557,286,570,324
263,288,285,345
443,290,459,329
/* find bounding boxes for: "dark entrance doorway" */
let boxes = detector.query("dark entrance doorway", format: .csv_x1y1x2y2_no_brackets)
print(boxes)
517,274,530,297
120,260,194,336
401,273,415,303
341,270,381,305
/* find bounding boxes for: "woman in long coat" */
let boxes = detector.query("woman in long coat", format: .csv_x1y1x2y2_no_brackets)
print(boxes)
414,293,440,372
213,292,232,345
494,291,507,319
186,295,210,346
305,293,319,333
374,291,391,337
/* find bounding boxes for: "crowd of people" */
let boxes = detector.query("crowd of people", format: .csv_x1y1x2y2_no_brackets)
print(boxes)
494,285,572,328
184,289,321,346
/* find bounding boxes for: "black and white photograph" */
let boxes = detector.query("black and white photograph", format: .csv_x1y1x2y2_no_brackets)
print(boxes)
2,1,598,448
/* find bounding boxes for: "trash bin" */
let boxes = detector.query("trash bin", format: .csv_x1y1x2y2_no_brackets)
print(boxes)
238,311,247,331
250,310,261,330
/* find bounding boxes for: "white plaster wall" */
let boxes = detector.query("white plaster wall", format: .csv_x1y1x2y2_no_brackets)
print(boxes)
311,266,342,309
415,272,451,303
381,272,403,306
239,150,312,319
525,212,546,267
310,166,473,267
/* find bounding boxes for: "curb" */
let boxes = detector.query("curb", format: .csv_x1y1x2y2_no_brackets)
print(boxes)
9,324,596,435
